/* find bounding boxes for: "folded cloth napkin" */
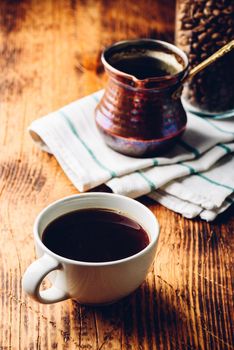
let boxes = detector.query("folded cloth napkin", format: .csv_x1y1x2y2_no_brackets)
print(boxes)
29,90,234,221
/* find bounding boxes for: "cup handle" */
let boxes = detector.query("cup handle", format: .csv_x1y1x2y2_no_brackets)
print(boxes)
22,254,69,304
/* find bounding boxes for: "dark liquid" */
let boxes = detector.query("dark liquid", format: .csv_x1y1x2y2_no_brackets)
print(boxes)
42,209,149,262
112,56,178,79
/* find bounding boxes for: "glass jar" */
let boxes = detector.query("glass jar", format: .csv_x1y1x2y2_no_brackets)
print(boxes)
175,0,234,117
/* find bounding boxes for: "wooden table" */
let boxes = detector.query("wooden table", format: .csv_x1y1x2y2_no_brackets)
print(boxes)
0,1,233,349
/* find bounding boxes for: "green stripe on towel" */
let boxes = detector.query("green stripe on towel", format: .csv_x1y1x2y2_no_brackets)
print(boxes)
217,144,232,153
196,173,234,191
177,139,200,157
137,171,156,192
152,159,159,166
92,94,100,103
59,110,116,178
180,163,234,191
179,162,196,174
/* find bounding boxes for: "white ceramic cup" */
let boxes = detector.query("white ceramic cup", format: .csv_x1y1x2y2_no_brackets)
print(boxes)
22,193,160,305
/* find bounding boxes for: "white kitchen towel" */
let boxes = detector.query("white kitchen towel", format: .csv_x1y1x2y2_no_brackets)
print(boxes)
107,142,234,220
29,90,234,220
148,151,234,221
148,191,234,221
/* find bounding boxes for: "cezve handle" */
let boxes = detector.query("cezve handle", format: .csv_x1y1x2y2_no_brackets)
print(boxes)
184,40,234,83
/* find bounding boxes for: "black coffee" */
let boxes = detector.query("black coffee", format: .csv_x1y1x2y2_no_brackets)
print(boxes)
42,208,149,262
112,56,178,79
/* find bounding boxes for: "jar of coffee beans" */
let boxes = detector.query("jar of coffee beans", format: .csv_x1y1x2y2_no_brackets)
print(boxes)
175,0,234,117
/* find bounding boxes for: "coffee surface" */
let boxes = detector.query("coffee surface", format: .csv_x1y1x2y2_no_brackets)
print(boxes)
112,56,178,79
42,208,149,262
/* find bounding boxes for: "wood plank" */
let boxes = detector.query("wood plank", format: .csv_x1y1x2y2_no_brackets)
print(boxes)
0,0,233,349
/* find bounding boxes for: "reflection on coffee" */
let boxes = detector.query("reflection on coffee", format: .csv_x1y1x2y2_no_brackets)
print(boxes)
42,208,149,262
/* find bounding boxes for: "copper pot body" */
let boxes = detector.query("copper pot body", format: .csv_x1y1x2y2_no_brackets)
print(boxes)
95,39,189,157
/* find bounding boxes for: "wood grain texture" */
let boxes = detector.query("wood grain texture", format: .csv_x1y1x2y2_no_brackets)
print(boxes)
0,0,233,349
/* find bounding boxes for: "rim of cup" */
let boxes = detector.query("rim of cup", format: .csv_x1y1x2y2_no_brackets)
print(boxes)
34,193,160,267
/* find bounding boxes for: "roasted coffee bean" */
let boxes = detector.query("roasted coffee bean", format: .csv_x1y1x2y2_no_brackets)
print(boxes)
198,33,207,42
223,7,232,15
216,40,227,46
211,32,221,40
183,22,194,29
204,7,211,16
212,9,220,16
192,42,199,50
194,12,203,20
176,0,234,114
200,53,207,60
